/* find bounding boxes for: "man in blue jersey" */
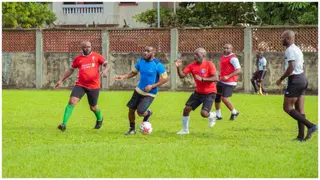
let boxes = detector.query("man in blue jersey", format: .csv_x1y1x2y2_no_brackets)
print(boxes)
115,46,169,135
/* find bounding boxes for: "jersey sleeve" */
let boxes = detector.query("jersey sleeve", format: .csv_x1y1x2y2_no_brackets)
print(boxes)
71,57,79,69
157,63,168,79
132,59,140,73
230,57,241,69
183,64,192,75
262,57,267,66
285,48,295,63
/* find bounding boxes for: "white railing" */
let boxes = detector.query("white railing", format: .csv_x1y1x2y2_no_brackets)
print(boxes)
62,4,104,14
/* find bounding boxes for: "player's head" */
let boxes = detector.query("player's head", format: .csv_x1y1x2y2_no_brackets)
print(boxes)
281,30,295,47
223,44,233,55
143,46,155,61
194,48,206,64
256,51,263,58
81,41,92,55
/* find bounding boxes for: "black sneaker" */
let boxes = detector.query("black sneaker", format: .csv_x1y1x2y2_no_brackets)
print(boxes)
229,112,239,120
143,110,152,122
58,124,66,132
292,137,305,143
305,125,318,141
216,116,223,120
94,117,104,129
125,129,136,135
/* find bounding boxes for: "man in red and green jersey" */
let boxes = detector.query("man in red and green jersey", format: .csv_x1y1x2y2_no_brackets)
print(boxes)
175,48,219,135
54,41,108,131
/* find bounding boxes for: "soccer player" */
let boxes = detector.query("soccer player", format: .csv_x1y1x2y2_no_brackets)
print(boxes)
175,48,219,135
114,46,168,135
215,44,241,120
251,51,267,94
276,30,317,142
54,41,108,131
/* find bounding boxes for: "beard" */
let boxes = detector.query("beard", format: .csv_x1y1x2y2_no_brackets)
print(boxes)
143,55,152,61
82,50,91,56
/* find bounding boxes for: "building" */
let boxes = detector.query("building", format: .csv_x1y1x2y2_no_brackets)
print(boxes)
50,2,174,28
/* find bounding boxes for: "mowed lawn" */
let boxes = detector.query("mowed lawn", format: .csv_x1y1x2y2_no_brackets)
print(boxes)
2,90,318,178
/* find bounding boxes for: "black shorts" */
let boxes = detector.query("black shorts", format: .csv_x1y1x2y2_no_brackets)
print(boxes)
127,90,154,114
252,71,266,81
216,81,236,97
70,85,100,106
285,74,308,97
185,91,216,112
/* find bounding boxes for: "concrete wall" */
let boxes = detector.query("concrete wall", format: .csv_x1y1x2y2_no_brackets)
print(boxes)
2,53,36,88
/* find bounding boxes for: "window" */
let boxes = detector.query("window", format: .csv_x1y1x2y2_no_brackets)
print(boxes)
119,2,138,6
63,2,103,5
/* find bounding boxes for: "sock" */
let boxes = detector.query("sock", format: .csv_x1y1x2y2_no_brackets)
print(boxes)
62,104,75,125
251,81,258,92
143,110,151,122
297,114,306,139
182,116,190,131
208,112,216,119
94,109,103,121
130,123,135,130
231,109,238,114
289,110,314,128
216,109,221,117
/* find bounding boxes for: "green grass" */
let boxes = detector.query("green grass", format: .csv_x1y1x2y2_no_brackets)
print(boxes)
2,90,318,178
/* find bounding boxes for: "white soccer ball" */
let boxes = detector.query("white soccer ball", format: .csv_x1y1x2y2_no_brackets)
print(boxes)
140,122,153,135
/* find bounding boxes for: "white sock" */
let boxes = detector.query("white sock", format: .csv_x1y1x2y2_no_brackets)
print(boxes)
208,112,216,119
182,116,190,131
216,109,221,117
231,109,238,114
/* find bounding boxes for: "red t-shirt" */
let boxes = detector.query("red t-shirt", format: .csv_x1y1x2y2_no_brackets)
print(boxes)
183,59,217,94
72,51,105,89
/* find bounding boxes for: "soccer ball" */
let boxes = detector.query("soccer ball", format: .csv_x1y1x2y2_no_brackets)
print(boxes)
140,122,152,135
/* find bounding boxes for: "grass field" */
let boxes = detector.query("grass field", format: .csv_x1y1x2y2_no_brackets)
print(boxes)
2,90,318,178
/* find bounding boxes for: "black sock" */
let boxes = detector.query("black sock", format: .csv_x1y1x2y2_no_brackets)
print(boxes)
251,81,258,92
297,114,305,139
130,123,135,130
143,110,151,122
289,110,314,128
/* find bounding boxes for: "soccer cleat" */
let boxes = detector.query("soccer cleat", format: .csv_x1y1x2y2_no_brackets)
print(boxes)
94,117,104,129
305,125,318,140
208,112,217,128
177,129,190,135
292,137,305,143
58,124,66,132
229,112,239,120
216,116,223,120
125,129,136,135
143,110,152,122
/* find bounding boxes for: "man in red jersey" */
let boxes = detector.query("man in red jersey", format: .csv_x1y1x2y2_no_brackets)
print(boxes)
54,41,108,131
215,44,241,121
175,48,219,134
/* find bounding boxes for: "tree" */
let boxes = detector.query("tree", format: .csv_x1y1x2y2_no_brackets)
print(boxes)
255,2,318,25
132,7,176,27
2,2,56,28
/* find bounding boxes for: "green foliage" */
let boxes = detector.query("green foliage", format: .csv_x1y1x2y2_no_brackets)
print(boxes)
2,2,56,28
133,2,318,27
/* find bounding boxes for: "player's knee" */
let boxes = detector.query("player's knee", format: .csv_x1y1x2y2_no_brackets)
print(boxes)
69,97,79,106
283,105,292,114
90,106,98,111
137,109,146,116
129,108,136,114
200,110,209,118
251,78,255,82
184,106,192,114
215,95,221,103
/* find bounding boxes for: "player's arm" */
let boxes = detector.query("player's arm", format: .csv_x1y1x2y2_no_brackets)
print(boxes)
175,58,188,78
261,58,267,80
277,61,295,85
152,72,169,88
100,60,109,77
115,59,141,80
55,68,75,88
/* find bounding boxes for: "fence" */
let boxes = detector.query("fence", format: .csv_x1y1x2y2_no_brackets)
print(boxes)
2,26,318,93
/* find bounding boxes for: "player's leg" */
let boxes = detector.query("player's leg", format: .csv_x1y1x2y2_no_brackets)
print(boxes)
215,82,223,120
177,92,201,134
220,85,239,120
200,93,216,128
136,95,154,122
284,76,317,140
293,95,305,141
86,88,103,129
251,71,258,93
125,90,141,135
58,85,85,131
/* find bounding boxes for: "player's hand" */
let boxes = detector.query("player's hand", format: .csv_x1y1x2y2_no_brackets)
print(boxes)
144,85,153,92
276,79,282,86
222,75,229,81
175,59,182,67
100,70,108,78
54,80,62,89
194,75,202,81
114,75,124,81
